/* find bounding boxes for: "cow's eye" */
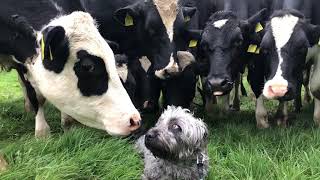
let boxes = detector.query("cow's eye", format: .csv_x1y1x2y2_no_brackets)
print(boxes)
233,39,243,47
260,47,269,55
297,46,308,54
80,58,95,73
171,124,182,132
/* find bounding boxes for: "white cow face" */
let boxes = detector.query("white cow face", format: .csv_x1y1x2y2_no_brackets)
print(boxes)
25,12,141,136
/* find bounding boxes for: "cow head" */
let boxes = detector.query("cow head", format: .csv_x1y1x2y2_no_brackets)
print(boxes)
0,14,37,64
20,12,141,136
199,9,268,96
114,0,197,79
261,10,320,100
162,51,197,108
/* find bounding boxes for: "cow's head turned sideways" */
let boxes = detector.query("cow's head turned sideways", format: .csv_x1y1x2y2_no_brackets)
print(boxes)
0,15,37,64
261,10,320,100
23,12,141,136
114,0,196,79
199,9,268,96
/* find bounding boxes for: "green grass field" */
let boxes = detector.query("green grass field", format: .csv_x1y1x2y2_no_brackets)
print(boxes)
1,71,320,180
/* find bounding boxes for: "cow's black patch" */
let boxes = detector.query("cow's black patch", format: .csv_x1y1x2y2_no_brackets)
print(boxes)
74,50,109,96
16,64,39,112
42,26,70,74
0,14,38,63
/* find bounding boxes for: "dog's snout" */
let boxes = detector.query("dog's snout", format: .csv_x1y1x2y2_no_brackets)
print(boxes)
146,130,158,140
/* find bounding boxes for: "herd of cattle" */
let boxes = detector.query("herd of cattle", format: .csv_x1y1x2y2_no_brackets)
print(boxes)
1,0,320,137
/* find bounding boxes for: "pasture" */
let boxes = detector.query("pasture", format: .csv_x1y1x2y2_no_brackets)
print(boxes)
1,71,320,180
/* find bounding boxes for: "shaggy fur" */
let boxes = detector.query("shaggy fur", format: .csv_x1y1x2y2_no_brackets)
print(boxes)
136,106,209,180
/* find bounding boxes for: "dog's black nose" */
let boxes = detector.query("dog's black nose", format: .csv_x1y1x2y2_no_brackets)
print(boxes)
146,130,158,140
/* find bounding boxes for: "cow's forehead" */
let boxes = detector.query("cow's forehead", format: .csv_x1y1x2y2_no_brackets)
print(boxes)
271,14,299,49
45,12,113,62
153,0,178,40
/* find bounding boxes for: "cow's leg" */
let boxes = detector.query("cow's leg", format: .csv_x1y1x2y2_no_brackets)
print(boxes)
303,64,312,104
275,101,288,127
0,154,8,171
314,98,320,127
35,95,50,138
16,67,50,137
230,73,240,111
18,75,33,112
294,82,302,113
61,112,75,132
255,95,269,129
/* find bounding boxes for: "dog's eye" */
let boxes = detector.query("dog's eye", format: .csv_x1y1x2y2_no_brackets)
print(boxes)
172,124,182,132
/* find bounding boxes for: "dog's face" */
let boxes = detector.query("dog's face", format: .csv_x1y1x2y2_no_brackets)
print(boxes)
145,106,208,160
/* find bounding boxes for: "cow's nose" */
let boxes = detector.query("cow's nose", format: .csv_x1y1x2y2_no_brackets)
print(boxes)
129,113,141,131
207,77,233,95
268,84,288,97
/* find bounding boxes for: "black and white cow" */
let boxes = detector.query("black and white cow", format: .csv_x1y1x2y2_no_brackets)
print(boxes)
186,0,269,113
252,0,320,128
51,0,196,79
0,10,141,137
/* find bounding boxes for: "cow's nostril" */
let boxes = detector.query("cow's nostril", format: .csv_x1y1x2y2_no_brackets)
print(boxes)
129,114,142,128
220,79,228,87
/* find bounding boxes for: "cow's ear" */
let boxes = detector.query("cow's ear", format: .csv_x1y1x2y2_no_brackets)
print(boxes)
114,3,141,27
305,24,320,46
240,8,269,33
41,26,69,73
181,7,197,23
176,51,195,71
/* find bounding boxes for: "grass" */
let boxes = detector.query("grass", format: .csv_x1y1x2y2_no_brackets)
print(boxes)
1,71,320,179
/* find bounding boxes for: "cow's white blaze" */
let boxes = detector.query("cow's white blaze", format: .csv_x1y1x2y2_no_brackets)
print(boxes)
154,0,178,42
263,15,299,99
213,19,228,29
154,0,180,79
25,12,140,136
139,56,152,73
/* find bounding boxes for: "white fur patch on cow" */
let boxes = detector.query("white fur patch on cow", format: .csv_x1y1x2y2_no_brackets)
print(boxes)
155,55,179,79
153,0,178,41
263,15,299,98
176,51,195,71
26,12,140,136
116,64,128,82
139,56,152,73
213,19,228,29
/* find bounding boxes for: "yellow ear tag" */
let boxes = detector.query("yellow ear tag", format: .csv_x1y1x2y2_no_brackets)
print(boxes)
41,36,45,60
247,44,258,53
125,13,134,26
189,39,198,48
255,47,260,54
184,16,191,22
255,22,263,33
49,46,53,60
318,38,320,46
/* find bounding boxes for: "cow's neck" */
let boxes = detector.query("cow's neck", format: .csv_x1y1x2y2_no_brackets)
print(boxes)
153,0,178,41
283,0,312,18
223,0,248,20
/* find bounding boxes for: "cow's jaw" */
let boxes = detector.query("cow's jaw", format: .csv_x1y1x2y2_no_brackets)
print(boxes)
263,15,298,99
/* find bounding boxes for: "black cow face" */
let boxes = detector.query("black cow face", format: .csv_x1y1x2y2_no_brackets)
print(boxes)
0,15,37,62
261,10,320,100
114,0,172,71
200,9,268,97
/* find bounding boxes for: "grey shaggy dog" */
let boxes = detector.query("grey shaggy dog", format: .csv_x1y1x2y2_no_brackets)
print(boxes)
136,106,209,180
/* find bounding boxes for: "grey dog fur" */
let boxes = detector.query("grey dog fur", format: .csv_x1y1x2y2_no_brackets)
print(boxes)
136,106,209,180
